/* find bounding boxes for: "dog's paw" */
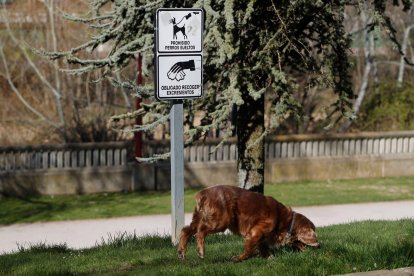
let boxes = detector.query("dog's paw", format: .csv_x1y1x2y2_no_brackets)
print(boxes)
197,252,204,259
177,251,185,261
231,255,241,263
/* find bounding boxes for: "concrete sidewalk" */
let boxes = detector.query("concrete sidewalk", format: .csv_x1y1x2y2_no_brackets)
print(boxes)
1,200,413,255
338,267,414,276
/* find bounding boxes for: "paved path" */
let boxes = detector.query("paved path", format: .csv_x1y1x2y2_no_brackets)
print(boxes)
1,200,413,255
338,267,414,276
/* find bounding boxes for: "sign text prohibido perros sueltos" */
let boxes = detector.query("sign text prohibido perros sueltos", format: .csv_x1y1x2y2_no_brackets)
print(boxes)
155,8,204,100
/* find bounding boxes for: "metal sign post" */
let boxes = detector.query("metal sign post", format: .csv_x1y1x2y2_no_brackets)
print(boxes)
155,8,204,245
170,100,184,244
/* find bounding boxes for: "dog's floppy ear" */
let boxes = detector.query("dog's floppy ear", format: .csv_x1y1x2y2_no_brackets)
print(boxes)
293,213,319,248
297,228,319,248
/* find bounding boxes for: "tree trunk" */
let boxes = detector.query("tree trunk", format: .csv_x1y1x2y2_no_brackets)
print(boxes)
397,25,413,86
397,5,413,87
340,4,372,132
236,94,265,194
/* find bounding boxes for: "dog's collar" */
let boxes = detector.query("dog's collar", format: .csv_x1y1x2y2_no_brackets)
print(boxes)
284,211,296,241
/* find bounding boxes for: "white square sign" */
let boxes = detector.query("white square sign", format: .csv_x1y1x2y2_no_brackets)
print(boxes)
155,8,204,100
156,55,202,100
156,8,203,53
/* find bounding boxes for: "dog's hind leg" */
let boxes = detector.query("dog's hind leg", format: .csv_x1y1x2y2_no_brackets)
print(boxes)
177,208,200,260
177,226,193,260
195,224,208,259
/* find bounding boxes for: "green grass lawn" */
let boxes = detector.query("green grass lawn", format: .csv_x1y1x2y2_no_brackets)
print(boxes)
267,176,414,206
1,220,413,275
0,176,413,224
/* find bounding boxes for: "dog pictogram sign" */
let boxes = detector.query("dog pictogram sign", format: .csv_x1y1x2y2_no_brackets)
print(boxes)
156,8,203,53
155,8,204,100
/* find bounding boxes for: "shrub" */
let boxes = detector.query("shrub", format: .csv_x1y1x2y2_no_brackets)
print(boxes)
356,82,414,131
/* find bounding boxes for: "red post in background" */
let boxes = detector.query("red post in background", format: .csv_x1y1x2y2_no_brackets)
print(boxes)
135,54,143,160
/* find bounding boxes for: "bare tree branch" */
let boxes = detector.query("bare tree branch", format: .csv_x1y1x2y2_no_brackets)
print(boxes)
0,46,59,127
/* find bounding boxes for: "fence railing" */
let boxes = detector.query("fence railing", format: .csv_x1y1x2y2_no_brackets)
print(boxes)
265,131,414,160
1,131,414,172
146,131,414,163
143,140,238,163
0,142,130,172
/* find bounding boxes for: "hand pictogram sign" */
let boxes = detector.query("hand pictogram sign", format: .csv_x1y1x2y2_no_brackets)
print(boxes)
167,60,195,81
157,55,202,99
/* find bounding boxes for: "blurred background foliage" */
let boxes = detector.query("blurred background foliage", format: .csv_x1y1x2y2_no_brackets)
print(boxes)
0,0,413,145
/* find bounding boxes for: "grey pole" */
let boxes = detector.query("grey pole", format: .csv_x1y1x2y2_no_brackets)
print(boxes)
170,100,185,245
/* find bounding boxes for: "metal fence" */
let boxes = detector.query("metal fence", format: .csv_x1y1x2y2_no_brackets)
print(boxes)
1,131,414,172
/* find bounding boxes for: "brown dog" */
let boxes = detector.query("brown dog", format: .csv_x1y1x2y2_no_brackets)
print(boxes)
178,185,319,262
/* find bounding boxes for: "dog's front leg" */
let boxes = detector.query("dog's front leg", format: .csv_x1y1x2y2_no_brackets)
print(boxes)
258,242,271,259
232,231,262,262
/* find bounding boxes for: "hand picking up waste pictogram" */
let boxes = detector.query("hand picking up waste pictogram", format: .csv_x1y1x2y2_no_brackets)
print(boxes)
167,60,195,81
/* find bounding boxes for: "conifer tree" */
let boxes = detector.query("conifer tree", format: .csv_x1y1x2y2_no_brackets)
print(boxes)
44,0,411,193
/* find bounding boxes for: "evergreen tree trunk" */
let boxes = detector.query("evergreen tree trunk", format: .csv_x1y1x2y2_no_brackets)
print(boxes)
236,94,265,194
